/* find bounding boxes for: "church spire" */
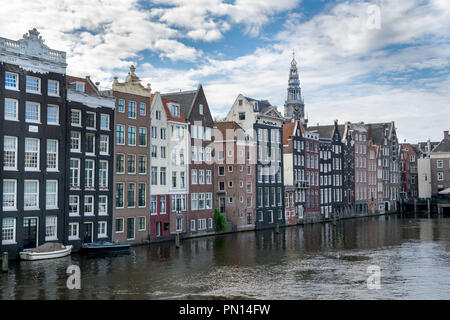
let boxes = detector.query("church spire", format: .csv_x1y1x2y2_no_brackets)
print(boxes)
284,50,305,123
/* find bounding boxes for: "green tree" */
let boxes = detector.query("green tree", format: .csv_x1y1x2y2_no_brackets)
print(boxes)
215,208,227,232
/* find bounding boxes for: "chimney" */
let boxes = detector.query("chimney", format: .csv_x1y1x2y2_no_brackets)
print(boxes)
444,130,449,139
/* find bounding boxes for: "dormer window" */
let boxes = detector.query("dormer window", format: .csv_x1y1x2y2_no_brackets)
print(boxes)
253,101,258,112
199,104,204,115
238,99,243,106
75,82,85,92
170,104,180,117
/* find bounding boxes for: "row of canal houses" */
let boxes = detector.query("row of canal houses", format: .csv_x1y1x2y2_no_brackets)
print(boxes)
0,29,401,258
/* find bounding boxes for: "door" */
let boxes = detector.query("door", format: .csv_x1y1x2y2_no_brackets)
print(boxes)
127,217,135,240
23,217,38,249
219,197,225,213
84,222,93,243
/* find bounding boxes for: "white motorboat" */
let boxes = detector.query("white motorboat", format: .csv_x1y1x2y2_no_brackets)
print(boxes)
19,243,72,261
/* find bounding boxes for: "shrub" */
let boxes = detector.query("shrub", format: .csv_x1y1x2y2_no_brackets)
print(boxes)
215,208,227,232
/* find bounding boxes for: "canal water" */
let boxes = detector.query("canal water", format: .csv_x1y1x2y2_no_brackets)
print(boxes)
1,214,449,300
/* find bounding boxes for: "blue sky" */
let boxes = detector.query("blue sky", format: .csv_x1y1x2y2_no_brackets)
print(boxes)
0,0,449,143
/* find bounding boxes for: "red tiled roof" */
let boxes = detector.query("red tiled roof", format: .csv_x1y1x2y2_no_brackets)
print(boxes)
283,122,296,145
162,98,186,123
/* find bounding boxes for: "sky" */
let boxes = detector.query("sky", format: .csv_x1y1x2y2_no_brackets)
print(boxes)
0,0,449,143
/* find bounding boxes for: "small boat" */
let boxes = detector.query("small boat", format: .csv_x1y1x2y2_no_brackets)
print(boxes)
20,243,72,261
81,241,130,254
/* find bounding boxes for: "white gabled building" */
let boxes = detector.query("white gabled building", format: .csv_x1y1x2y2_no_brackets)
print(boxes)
150,92,189,239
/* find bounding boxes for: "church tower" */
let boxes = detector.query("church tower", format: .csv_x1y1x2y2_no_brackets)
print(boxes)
284,51,306,123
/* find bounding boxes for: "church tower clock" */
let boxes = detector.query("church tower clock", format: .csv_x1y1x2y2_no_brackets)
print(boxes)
284,51,306,124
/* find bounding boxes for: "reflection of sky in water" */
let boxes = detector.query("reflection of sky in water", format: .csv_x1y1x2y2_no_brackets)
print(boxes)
1,215,449,300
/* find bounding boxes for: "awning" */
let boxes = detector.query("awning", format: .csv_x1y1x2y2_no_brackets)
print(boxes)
438,188,450,195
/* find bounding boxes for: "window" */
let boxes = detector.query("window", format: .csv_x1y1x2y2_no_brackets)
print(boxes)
26,76,40,93
48,80,59,96
116,154,125,173
437,160,443,168
208,218,213,229
71,109,81,126
98,221,107,238
127,217,135,240
25,102,40,123
170,104,180,117
172,171,177,188
199,104,204,115
46,139,58,170
206,193,212,209
85,159,95,188
138,155,147,174
127,154,136,174
198,219,206,230
3,136,17,170
47,105,59,125
192,146,197,161
139,127,147,146
206,170,212,184
46,180,58,209
70,158,80,188
75,82,85,92
138,184,146,207
118,99,125,112
160,167,166,185
100,135,109,154
24,180,39,209
199,193,205,209
116,218,124,233
437,172,444,181
199,170,205,184
99,195,108,215
144,196,155,216
127,184,136,207
3,180,17,210
4,98,18,120
239,112,245,120
138,217,146,231
191,169,197,184
191,193,198,210
116,125,125,144
161,128,166,139
25,138,39,170
137,102,146,116
176,218,182,232
100,114,110,130
68,196,79,217
45,216,58,240
128,126,136,145
99,161,108,189
5,72,18,90
84,195,94,215
86,134,95,154
116,183,124,208
2,218,16,244
152,167,158,185
180,171,185,188
191,219,196,231
156,110,161,120
86,112,96,129
161,146,166,159
128,101,136,118
68,223,79,240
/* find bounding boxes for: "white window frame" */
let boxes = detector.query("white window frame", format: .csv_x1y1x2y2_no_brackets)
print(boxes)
99,195,108,215
68,223,79,240
46,139,59,171
69,195,80,216
5,72,18,90
86,111,96,130
2,179,17,211
71,109,82,127
100,135,109,155
70,158,80,188
138,216,146,231
3,136,18,170
98,221,108,238
4,98,18,121
2,218,16,245
26,76,41,94
100,113,110,130
46,180,58,209
24,180,39,210
47,79,59,96
25,101,41,123
24,138,40,171
84,195,94,216
85,159,95,189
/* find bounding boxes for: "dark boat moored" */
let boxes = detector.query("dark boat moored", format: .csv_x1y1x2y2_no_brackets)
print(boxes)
81,241,130,254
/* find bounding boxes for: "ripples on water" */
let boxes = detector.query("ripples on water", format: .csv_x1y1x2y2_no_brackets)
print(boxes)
1,214,449,300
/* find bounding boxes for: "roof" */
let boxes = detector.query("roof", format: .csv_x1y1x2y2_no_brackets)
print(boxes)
366,122,393,145
283,122,296,145
308,123,345,140
432,137,450,153
161,89,198,119
162,98,186,123
244,97,272,111
66,75,98,94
